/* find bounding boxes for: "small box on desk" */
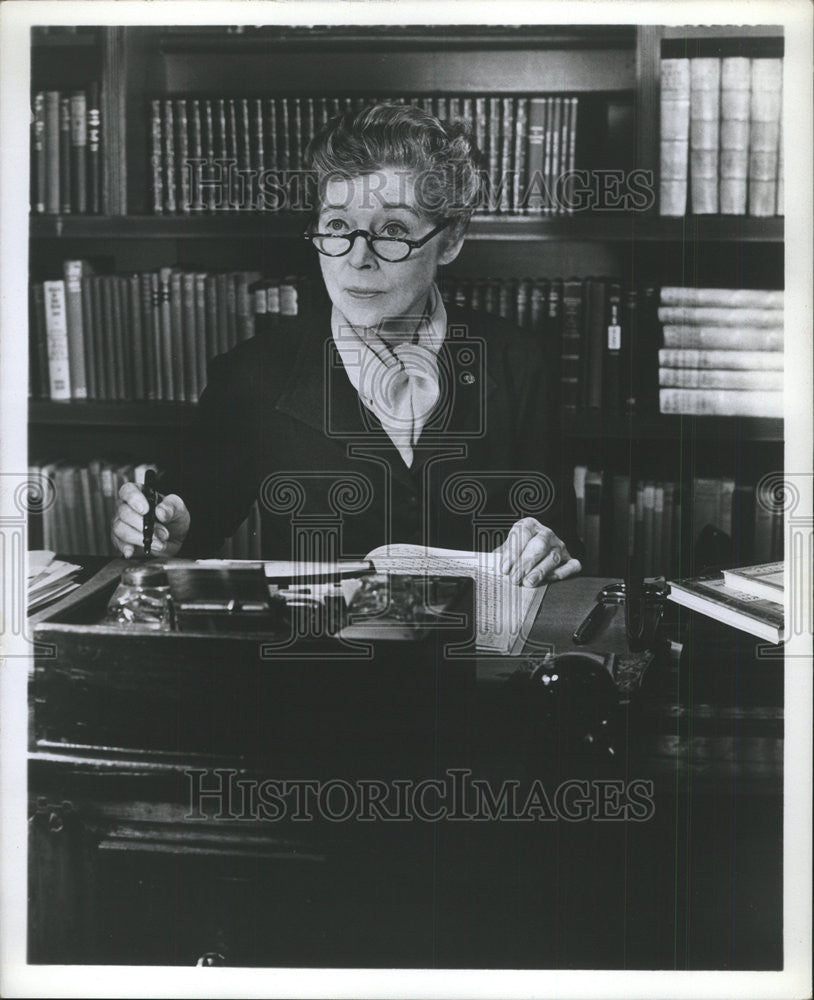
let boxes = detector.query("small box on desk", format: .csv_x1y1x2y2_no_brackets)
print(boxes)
30,561,476,775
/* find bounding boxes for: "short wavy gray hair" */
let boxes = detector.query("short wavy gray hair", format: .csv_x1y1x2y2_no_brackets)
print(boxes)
305,102,483,241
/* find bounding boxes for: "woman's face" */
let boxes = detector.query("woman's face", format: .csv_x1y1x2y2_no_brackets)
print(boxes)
316,167,463,332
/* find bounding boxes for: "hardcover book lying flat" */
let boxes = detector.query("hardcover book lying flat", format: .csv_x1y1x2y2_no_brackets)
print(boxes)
667,569,784,643
722,561,784,604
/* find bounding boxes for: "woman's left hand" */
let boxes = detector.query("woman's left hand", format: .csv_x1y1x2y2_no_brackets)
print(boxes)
494,517,582,587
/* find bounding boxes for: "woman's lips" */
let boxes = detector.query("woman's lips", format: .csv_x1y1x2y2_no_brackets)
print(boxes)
345,288,384,299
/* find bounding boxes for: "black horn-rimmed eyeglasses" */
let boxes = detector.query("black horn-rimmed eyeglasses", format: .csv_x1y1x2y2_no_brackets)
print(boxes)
304,219,450,262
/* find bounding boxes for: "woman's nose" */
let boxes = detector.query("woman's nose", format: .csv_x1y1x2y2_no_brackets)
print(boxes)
347,232,377,268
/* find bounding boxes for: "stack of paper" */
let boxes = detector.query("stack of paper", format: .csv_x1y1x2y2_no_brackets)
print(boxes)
28,550,82,613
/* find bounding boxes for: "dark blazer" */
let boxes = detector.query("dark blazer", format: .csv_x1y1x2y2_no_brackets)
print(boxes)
165,301,582,562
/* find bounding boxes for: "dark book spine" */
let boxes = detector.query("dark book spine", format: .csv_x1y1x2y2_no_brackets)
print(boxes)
278,97,290,174
639,285,661,414
252,98,266,207
525,97,545,213
549,97,562,217
149,272,164,401
31,282,50,399
69,90,87,213
560,278,583,413
150,99,163,214
291,96,303,172
100,277,117,400
216,273,230,355
62,260,88,399
129,273,145,400
215,98,228,211
557,95,571,215
583,277,606,409
189,99,204,212
474,96,488,211
195,272,208,394
44,91,60,214
31,91,46,213
498,279,515,324
303,97,315,157
516,278,531,330
265,98,278,176
181,271,198,401
169,270,186,401
529,279,546,337
566,97,578,215
621,288,638,414
162,100,177,214
140,272,156,401
90,276,106,399
86,82,101,214
59,95,72,213
113,276,129,399
603,281,623,414
204,273,219,366
542,96,554,215
225,273,238,351
158,268,174,400
315,96,329,132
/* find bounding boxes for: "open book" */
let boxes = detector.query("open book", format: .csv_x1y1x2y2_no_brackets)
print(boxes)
201,543,547,654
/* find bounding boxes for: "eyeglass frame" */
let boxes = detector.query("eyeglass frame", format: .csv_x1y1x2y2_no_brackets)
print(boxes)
303,218,451,262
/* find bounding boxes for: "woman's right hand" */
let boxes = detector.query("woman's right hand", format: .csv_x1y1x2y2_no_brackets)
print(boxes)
111,483,191,559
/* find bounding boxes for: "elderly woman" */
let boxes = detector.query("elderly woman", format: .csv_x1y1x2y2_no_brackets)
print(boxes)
112,103,582,586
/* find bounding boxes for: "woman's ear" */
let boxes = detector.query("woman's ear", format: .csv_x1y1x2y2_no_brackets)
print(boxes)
438,231,466,266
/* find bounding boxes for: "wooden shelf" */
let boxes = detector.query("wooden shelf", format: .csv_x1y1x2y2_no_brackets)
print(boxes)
29,401,783,441
29,401,197,428
30,213,785,243
565,411,783,442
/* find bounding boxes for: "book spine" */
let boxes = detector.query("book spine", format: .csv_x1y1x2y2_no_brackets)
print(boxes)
557,95,570,215
659,367,783,390
31,283,50,399
513,96,527,215
689,58,720,214
158,267,174,400
500,97,514,214
129,273,145,400
175,99,190,213
59,95,72,213
583,470,603,575
253,98,266,203
43,280,71,400
542,96,554,215
639,285,661,415
657,306,784,328
112,276,128,399
150,99,164,214
659,59,690,216
216,273,230,354
583,277,605,409
776,114,783,215
163,100,177,214
69,90,87,213
195,272,208,395
62,260,88,399
516,278,531,330
203,99,216,211
528,279,545,336
278,97,290,175
181,271,198,401
622,288,638,412
31,91,46,213
749,58,782,217
89,276,106,399
225,273,238,350
189,99,204,212
603,281,623,414
659,347,784,370
526,97,545,213
140,272,156,401
661,326,783,350
204,274,219,366
44,91,61,214
474,96,488,210
99,277,116,400
86,82,101,215
149,272,163,400
548,97,562,216
487,97,501,215
169,270,186,401
660,286,783,308
225,97,239,209
560,279,583,412
720,57,751,215
659,388,783,417
566,97,578,216
290,96,302,174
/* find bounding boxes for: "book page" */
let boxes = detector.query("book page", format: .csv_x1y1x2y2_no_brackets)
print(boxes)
368,543,546,653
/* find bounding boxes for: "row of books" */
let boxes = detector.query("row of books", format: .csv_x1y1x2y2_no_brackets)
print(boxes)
575,467,784,578
657,286,783,417
31,87,103,215
149,93,579,216
30,266,312,403
440,275,663,416
660,57,783,217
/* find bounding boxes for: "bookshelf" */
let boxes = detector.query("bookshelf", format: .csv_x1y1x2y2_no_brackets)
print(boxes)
28,23,785,575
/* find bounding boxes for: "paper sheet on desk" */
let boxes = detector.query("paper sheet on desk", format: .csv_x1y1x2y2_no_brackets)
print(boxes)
367,544,547,655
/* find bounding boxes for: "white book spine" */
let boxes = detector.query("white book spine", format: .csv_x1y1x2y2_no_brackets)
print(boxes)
659,59,690,216
43,280,71,401
659,388,783,417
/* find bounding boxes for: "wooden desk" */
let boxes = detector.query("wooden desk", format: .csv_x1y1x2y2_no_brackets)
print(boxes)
28,564,783,969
